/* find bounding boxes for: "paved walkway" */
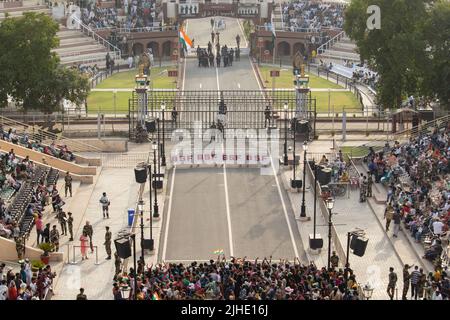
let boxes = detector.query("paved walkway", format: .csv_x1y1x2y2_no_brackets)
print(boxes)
278,140,422,300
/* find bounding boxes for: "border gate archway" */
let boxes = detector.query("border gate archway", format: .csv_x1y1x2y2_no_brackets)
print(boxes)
129,89,316,141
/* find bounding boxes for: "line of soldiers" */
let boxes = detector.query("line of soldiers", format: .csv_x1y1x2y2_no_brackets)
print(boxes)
197,43,240,68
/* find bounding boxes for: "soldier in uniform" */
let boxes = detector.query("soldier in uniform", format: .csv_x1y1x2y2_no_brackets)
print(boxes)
330,251,339,269
387,267,397,300
236,34,240,48
76,288,87,300
67,212,74,241
104,226,112,260
211,31,215,43
50,225,60,252
15,237,24,260
360,176,368,202
384,203,394,231
114,252,122,276
367,172,373,197
264,105,272,127
402,264,412,300
64,171,72,197
56,210,67,236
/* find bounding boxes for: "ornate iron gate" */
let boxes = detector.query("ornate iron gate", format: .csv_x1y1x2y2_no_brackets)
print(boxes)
129,89,316,140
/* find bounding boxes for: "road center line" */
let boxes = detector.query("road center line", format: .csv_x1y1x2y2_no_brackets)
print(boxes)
222,145,234,257
161,166,176,262
270,155,300,258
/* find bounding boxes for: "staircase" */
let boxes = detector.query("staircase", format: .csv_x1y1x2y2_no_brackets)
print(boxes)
0,3,51,21
272,2,284,30
317,31,360,63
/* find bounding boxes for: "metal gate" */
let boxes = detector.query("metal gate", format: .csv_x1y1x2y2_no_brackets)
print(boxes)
129,89,316,140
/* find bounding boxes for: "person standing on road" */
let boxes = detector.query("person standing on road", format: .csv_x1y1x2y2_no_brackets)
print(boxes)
80,232,89,260
64,171,72,197
82,221,94,253
104,226,112,260
410,265,421,300
42,223,50,243
99,192,110,219
76,288,87,300
393,208,401,238
366,172,373,197
35,214,43,245
387,267,397,300
211,31,215,43
236,34,240,48
402,264,412,300
114,252,122,275
210,18,214,29
57,210,67,236
171,106,178,125
330,251,339,269
67,212,74,241
384,203,394,232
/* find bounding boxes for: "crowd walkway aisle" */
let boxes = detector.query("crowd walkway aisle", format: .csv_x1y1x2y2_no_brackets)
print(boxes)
51,168,140,300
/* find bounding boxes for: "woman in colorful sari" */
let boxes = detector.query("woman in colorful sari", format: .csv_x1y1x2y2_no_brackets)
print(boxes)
80,232,89,260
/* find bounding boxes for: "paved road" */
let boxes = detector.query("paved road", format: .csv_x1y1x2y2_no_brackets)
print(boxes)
160,167,305,261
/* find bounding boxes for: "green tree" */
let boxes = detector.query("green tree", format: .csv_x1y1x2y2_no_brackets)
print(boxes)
344,0,429,109
421,1,450,108
0,12,90,111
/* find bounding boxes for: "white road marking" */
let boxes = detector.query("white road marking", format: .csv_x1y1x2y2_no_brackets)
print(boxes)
161,166,176,262
270,155,300,258
222,147,234,257
237,83,240,88
200,83,202,89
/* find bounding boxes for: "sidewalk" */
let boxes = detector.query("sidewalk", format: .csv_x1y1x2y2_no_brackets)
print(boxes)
279,140,407,300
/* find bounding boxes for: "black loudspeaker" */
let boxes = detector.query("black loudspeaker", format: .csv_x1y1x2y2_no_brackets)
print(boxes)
152,180,163,189
145,119,156,133
353,237,368,257
309,234,323,249
350,234,358,250
114,238,131,259
142,239,154,251
134,166,148,183
291,179,303,189
296,120,309,134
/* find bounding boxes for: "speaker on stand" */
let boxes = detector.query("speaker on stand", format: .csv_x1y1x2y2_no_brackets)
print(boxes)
114,238,132,259
134,165,148,184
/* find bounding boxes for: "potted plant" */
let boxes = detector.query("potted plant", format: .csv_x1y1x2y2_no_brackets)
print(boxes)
31,260,45,272
38,243,54,265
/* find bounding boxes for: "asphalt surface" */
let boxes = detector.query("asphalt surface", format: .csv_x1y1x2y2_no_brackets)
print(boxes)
160,167,306,261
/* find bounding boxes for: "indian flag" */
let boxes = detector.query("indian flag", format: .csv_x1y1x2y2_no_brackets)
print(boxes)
179,29,193,51
213,249,224,255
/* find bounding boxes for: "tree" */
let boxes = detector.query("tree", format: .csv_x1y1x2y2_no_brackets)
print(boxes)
421,1,450,108
0,12,90,112
344,0,429,109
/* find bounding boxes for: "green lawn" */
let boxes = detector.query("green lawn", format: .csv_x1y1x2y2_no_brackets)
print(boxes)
87,66,177,113
258,66,342,89
340,146,370,159
272,91,361,113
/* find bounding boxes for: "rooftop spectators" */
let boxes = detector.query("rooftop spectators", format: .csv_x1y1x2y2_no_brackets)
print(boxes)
112,257,362,300
282,0,346,32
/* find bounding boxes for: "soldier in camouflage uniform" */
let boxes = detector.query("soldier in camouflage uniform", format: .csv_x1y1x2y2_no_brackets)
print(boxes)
67,212,74,241
387,267,397,300
402,264,412,300
15,237,25,260
114,252,122,275
104,226,112,260
366,173,373,197
330,251,339,269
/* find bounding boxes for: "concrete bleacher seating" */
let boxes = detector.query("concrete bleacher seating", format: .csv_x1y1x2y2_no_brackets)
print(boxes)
0,4,50,20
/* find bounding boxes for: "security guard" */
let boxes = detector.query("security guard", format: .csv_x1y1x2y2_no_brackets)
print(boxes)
330,251,339,269
402,264,412,300
64,171,73,197
67,212,74,241
114,252,122,275
104,226,112,260
367,172,373,197
387,267,398,300
57,210,67,236
15,237,24,260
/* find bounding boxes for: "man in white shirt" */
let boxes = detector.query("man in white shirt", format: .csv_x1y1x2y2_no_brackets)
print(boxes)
432,219,444,235
0,280,7,300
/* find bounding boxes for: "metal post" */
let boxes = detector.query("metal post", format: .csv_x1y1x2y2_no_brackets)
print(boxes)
161,109,166,166
300,148,307,217
131,234,137,300
346,232,351,267
327,208,332,269
292,121,296,181
283,108,288,165
157,119,161,177
313,160,317,237
95,246,99,265
113,90,117,132
140,206,144,259
153,148,159,218
148,164,153,242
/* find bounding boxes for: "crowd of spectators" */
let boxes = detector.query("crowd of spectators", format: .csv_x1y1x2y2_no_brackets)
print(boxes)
366,125,450,270
0,261,56,300
0,126,75,162
282,0,345,32
111,256,362,300
81,4,119,29
70,63,100,78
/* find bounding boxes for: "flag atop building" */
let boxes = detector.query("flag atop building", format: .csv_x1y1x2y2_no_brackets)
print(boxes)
179,29,193,51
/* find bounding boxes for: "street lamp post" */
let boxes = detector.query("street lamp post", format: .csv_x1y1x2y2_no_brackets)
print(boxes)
283,102,288,165
300,141,308,217
152,141,159,218
161,102,166,167
313,159,317,238
148,164,153,250
130,233,137,300
326,197,334,270
138,200,144,260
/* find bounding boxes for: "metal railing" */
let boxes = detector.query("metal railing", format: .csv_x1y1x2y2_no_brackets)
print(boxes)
93,25,178,33
255,25,321,33
71,16,121,61
0,114,102,153
317,30,346,55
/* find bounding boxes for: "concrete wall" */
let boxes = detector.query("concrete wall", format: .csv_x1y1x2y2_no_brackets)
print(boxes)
69,138,128,153
0,237,63,262
0,140,97,176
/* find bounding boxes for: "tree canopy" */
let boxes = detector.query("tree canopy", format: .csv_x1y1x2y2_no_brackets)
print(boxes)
0,12,90,112
344,0,450,109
